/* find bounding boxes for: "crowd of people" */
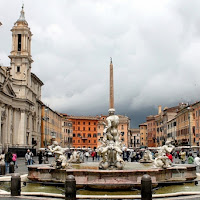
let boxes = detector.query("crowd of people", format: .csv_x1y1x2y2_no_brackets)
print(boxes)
1,147,200,174
0,150,18,173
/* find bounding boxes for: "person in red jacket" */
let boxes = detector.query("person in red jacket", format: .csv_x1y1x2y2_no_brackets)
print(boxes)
166,153,173,163
91,151,96,161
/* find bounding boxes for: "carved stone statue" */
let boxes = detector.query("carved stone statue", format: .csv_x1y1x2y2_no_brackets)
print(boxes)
97,108,124,170
140,149,153,163
68,150,82,163
48,141,70,169
154,140,175,168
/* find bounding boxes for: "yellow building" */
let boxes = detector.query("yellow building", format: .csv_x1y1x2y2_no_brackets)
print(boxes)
192,101,200,146
176,105,195,146
41,105,62,147
139,123,148,147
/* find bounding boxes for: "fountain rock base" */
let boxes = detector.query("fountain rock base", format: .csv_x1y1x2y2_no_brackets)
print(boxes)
27,163,197,190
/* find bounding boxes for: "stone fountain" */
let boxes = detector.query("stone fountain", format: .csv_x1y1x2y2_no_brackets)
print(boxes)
27,59,197,189
97,108,124,170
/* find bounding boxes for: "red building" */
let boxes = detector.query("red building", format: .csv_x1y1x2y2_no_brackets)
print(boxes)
146,115,157,147
66,116,99,149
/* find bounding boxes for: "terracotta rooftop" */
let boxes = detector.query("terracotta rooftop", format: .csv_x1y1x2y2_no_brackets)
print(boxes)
66,116,100,120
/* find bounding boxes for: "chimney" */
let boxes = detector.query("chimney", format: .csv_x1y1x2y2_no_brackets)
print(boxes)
158,105,162,115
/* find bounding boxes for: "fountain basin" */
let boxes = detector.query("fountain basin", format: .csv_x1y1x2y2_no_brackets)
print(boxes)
27,162,197,190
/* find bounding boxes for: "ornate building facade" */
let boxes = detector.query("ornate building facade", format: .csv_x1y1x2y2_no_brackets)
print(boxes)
0,7,43,154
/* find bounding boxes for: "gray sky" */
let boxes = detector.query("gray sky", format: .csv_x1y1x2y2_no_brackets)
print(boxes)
1,0,200,127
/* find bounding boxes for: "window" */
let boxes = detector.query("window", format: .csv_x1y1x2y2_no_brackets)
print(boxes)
18,34,21,51
78,127,80,131
94,128,96,131
88,127,90,131
78,122,80,125
83,127,85,131
88,140,90,143
17,66,20,72
93,134,97,138
88,134,91,138
73,133,76,137
77,133,81,137
173,122,176,126
121,125,124,130
97,133,101,136
94,122,96,125
94,140,96,143
83,122,85,125
89,122,90,125
78,140,80,143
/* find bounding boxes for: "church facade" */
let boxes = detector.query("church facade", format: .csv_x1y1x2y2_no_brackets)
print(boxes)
0,6,43,154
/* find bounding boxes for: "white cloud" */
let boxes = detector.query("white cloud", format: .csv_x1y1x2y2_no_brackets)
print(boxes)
1,0,200,127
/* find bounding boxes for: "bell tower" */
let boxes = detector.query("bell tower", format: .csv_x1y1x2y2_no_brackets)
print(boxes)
9,5,33,95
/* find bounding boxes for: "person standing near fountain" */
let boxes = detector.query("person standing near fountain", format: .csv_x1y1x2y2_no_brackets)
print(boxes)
194,153,200,172
188,153,194,164
179,149,186,164
25,149,34,165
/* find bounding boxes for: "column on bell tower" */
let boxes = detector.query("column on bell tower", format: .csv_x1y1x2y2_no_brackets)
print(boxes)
9,5,33,97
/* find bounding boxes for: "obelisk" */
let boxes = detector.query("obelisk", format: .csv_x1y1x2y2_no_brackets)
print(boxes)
110,58,114,109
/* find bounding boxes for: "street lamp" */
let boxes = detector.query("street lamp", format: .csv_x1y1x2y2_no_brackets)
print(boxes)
42,107,49,148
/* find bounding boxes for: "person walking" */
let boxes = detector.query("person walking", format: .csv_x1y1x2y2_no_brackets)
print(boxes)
130,151,136,162
179,149,186,164
25,149,33,165
166,153,173,163
91,150,96,162
85,151,89,161
12,152,18,168
5,150,13,173
0,151,5,175
0,151,5,165
194,153,200,172
188,153,194,164
38,151,43,164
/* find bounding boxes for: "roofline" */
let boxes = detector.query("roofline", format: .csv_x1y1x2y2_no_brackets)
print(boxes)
31,73,44,86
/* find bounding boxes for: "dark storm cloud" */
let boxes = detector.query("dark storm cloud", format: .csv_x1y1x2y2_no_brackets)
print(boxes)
1,0,200,128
